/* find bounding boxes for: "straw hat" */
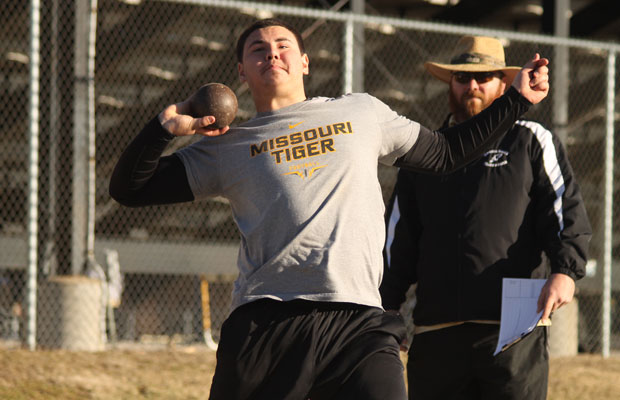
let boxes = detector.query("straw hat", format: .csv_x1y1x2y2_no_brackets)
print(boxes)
424,36,521,84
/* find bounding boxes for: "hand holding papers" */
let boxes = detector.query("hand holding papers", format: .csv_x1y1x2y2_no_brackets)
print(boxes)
494,278,548,355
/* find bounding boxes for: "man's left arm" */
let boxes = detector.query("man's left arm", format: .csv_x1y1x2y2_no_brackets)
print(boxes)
533,132,592,322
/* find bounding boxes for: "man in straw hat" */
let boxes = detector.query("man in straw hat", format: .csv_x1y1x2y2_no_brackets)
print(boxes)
381,35,591,399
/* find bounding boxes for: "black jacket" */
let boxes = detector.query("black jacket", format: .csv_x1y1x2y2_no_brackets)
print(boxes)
380,117,592,326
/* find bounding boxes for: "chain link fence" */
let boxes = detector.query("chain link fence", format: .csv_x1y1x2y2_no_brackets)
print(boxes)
1,0,619,354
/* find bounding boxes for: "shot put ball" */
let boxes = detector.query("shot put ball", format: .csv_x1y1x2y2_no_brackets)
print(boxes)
188,83,238,129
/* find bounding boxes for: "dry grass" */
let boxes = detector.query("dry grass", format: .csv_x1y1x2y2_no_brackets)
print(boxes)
548,354,620,400
0,345,216,400
0,345,618,399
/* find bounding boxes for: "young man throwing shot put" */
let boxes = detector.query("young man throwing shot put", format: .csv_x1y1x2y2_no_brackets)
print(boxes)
110,19,549,400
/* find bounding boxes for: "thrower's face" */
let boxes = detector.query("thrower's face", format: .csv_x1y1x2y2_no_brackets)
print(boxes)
238,25,309,108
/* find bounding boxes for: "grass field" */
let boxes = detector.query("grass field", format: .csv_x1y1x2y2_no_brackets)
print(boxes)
1,344,619,399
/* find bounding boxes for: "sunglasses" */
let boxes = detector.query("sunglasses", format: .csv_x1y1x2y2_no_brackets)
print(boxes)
452,71,504,84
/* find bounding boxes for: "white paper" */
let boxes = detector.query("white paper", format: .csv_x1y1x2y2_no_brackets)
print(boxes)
493,278,546,355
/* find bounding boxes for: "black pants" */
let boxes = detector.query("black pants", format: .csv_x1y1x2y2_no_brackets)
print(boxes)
209,299,407,400
407,324,549,400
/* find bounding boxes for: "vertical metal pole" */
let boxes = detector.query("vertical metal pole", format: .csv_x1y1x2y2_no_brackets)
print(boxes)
602,51,615,358
553,0,569,142
44,0,60,277
56,0,75,275
27,0,42,350
73,0,92,275
351,0,365,92
86,0,98,265
86,0,107,345
343,17,354,94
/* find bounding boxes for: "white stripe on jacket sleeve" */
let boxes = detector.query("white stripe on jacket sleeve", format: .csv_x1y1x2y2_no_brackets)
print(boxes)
518,120,565,234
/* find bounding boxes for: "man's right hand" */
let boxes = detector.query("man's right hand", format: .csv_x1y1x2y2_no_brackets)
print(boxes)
158,100,230,137
511,53,550,105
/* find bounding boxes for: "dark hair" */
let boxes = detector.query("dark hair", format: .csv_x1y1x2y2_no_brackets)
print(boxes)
236,18,306,63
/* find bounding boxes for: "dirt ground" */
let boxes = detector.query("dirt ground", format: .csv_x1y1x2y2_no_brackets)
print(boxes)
0,344,619,400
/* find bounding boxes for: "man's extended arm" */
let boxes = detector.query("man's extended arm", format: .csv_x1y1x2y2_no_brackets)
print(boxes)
396,87,530,173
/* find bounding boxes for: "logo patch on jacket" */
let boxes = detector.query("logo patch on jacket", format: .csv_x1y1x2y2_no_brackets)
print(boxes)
483,149,508,167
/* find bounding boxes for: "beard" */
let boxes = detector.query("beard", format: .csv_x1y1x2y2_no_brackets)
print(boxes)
448,86,504,122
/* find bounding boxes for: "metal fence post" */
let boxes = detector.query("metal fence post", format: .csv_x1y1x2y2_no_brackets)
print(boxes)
351,0,365,93
343,16,353,95
552,0,569,143
602,51,616,358
27,0,42,351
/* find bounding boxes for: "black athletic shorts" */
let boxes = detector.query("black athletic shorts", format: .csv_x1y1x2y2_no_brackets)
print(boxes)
209,299,407,400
